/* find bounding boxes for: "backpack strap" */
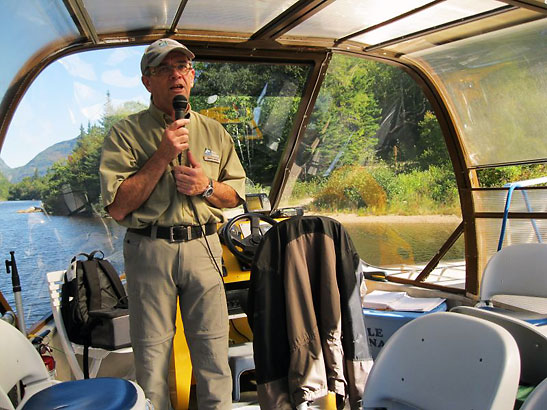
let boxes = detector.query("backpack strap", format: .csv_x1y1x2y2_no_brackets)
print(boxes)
83,343,90,379
77,256,99,380
97,259,128,308
88,251,124,297
63,270,79,300
81,260,102,312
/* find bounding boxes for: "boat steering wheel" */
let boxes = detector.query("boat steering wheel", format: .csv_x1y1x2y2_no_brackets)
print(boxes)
221,212,277,266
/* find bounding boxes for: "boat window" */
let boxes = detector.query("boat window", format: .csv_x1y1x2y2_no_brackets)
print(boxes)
409,19,547,275
84,0,301,35
286,0,433,39
410,19,547,167
351,0,505,46
288,0,505,46
84,0,179,33
278,53,464,281
190,60,311,192
0,49,311,327
177,0,300,34
473,163,547,272
0,1,79,112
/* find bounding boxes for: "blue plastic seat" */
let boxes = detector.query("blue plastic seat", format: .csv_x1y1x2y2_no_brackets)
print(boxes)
23,378,138,410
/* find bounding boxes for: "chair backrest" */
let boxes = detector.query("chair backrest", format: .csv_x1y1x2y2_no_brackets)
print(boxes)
480,243,547,302
521,377,547,410
0,318,147,410
46,270,85,380
452,306,547,385
363,312,521,410
0,320,50,409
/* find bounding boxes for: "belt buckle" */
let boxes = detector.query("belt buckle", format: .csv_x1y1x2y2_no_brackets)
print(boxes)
169,226,192,243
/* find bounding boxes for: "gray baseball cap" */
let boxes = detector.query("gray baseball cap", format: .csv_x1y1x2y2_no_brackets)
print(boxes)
140,38,195,75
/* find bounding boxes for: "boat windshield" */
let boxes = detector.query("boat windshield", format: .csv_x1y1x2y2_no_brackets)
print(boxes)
279,53,464,277
190,60,311,192
0,51,312,326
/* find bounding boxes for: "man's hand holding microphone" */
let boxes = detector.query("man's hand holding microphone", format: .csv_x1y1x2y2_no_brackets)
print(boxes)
168,95,210,197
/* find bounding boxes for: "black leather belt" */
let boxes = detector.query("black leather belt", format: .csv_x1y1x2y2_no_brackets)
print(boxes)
128,223,217,242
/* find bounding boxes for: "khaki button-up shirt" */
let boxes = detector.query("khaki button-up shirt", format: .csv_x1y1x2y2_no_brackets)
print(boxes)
99,103,246,228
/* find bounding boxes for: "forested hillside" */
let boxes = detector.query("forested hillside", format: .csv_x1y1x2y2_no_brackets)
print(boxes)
2,139,78,183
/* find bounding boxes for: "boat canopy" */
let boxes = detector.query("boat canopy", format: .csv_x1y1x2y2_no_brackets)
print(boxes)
0,0,546,297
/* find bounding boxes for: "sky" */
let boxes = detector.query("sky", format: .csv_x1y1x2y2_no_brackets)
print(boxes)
1,46,150,168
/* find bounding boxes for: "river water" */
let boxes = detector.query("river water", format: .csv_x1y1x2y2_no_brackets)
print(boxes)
0,200,126,328
0,200,464,328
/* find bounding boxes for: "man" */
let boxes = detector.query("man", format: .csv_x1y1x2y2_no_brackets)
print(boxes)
99,38,245,409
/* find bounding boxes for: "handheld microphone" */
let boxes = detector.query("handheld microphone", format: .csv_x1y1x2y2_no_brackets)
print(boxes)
172,95,190,164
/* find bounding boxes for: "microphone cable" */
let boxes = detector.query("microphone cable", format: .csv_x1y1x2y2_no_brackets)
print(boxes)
173,96,224,281
188,195,224,282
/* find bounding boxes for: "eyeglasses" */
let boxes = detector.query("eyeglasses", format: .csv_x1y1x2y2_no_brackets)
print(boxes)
149,63,193,77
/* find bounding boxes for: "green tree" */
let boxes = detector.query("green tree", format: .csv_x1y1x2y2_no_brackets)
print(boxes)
0,172,11,200
477,163,547,187
40,101,146,213
190,62,309,185
367,63,432,163
8,171,45,200
101,100,146,133
299,55,382,180
416,111,451,170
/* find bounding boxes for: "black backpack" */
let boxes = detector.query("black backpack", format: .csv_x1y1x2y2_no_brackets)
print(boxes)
61,250,131,378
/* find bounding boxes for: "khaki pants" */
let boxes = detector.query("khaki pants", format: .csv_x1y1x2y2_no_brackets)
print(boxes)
124,230,232,409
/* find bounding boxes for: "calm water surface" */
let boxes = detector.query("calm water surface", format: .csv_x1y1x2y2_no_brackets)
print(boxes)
0,200,464,328
0,200,125,328
344,220,464,267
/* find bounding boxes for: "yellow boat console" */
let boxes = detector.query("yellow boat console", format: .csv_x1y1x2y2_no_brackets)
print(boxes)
170,202,281,408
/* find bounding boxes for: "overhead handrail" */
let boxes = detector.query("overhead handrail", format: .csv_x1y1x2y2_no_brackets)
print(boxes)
498,176,547,251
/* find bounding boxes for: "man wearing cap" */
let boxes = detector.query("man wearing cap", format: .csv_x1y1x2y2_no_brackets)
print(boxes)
99,38,245,409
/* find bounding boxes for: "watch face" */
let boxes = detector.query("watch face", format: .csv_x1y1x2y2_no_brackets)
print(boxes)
202,179,214,198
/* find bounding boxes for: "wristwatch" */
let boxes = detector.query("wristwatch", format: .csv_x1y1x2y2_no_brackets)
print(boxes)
202,178,214,198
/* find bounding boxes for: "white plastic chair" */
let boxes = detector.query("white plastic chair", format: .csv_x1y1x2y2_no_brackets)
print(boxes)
479,243,547,309
0,319,148,410
46,270,132,380
363,312,521,410
521,377,547,410
451,306,547,386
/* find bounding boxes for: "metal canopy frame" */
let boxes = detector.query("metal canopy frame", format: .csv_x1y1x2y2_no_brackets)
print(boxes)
58,0,547,49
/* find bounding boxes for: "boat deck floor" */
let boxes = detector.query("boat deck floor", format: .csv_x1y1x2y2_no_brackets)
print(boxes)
187,372,259,409
188,371,342,409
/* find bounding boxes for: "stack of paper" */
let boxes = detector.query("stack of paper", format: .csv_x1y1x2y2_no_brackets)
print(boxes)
363,290,445,312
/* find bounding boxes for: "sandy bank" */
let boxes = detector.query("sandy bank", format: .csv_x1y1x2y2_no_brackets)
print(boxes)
315,213,461,224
